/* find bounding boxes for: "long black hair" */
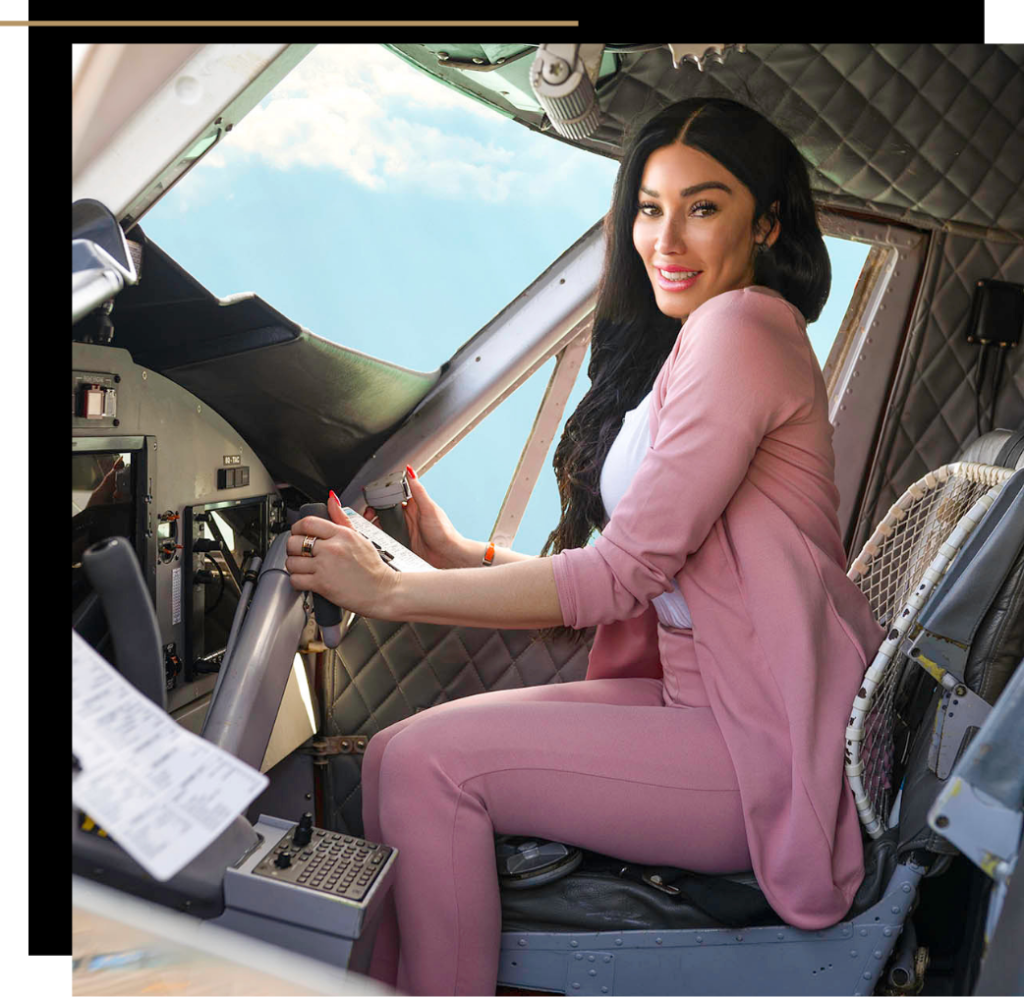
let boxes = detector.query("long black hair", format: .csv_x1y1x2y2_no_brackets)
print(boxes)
537,97,830,644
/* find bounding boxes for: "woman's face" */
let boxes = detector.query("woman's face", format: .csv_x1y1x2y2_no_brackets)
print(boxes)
632,140,777,321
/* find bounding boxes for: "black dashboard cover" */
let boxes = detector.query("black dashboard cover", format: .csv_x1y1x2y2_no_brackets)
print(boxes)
94,228,440,502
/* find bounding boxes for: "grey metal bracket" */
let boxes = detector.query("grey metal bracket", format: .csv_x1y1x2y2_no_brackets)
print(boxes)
928,654,1024,949
902,630,991,780
928,684,992,781
982,851,1018,955
928,778,1021,879
928,653,1024,877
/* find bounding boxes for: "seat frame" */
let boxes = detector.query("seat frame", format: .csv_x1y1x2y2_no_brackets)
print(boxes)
497,862,922,996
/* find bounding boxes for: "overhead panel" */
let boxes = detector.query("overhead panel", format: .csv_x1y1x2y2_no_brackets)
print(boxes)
384,44,619,129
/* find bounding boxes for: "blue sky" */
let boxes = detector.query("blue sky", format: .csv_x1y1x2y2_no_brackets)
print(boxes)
143,44,869,556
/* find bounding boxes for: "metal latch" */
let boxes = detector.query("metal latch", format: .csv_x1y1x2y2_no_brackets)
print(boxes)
301,735,368,762
642,871,680,895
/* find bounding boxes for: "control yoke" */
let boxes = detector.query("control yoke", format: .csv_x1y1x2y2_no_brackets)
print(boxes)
80,536,166,711
298,503,343,648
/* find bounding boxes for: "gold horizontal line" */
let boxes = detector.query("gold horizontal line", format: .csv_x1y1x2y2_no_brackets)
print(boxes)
2,20,580,26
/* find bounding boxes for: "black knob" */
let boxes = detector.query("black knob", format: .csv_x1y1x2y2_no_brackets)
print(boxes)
293,811,314,847
275,850,293,869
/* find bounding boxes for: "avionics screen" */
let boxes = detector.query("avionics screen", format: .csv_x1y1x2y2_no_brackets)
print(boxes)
72,448,140,619
185,497,269,677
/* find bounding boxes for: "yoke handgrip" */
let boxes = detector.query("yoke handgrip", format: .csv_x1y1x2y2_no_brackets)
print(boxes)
80,536,166,710
298,503,343,648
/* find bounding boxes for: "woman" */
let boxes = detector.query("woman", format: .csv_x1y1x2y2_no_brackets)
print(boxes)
286,97,885,995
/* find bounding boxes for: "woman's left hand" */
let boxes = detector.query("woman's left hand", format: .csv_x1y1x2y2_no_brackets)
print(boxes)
286,492,399,616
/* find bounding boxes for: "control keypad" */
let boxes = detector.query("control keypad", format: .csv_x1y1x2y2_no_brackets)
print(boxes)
253,828,393,902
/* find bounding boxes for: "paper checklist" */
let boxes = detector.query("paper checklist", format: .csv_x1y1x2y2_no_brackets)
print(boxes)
72,630,268,881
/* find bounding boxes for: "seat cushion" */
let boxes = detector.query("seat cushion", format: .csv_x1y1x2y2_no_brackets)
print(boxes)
500,832,898,933
500,850,779,932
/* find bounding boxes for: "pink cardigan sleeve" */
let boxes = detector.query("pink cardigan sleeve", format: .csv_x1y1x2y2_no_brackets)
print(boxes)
584,604,663,681
551,291,813,628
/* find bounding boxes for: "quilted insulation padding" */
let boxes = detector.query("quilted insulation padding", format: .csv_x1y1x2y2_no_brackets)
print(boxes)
591,44,1024,236
320,619,593,835
849,231,1024,556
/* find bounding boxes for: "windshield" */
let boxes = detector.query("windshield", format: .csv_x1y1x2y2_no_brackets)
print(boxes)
141,43,620,372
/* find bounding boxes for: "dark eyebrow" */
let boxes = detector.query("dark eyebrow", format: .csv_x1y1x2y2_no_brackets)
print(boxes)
639,181,733,198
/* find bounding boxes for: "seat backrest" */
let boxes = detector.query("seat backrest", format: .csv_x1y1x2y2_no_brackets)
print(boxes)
895,430,1024,859
845,460,1016,838
949,429,1024,702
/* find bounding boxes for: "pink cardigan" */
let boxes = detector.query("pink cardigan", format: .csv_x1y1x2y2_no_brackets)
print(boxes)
551,286,885,929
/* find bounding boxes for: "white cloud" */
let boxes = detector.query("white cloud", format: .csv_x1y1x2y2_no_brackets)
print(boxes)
167,42,618,221
270,44,499,119
213,44,531,202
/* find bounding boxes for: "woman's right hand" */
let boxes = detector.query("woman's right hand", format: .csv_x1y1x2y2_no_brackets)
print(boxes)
364,466,470,570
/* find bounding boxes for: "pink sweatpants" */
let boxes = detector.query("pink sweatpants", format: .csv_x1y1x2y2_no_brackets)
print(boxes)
360,678,750,995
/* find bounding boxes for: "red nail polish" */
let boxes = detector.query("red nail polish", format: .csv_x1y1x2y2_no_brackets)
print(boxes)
405,465,416,480
329,489,339,504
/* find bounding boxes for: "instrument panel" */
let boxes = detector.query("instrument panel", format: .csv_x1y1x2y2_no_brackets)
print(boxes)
72,342,286,714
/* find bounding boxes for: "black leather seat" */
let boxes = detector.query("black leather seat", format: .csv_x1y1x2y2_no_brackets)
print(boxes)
499,832,898,933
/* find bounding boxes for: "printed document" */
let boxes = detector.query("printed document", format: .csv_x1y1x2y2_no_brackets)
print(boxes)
72,630,268,881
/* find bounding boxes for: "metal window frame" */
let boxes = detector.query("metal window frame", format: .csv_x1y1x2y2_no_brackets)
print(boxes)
816,210,930,544
338,220,605,519
72,44,316,228
342,209,929,554
489,328,591,548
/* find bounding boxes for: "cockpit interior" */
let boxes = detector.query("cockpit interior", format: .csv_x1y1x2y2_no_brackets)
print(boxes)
71,42,1024,996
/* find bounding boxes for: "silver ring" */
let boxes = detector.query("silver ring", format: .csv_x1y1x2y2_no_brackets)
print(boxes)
301,535,317,557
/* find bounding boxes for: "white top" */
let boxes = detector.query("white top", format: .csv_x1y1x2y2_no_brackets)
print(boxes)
599,390,693,629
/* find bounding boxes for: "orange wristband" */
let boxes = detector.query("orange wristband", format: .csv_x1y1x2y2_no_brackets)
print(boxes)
482,541,496,566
